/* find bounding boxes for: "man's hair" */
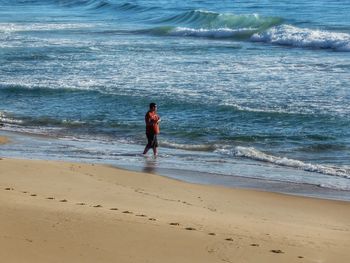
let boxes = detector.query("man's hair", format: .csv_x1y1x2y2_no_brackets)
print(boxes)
149,102,157,109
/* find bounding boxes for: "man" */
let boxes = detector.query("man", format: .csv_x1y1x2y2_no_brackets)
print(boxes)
143,102,161,156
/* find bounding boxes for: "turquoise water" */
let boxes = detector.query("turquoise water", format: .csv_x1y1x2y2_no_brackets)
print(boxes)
1,0,350,194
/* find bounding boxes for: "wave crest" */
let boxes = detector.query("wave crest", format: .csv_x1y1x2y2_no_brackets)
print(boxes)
251,25,350,51
166,27,255,39
160,10,282,29
227,146,350,179
156,10,283,31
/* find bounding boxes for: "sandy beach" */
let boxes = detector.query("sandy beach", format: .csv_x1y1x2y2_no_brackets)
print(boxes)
0,136,350,262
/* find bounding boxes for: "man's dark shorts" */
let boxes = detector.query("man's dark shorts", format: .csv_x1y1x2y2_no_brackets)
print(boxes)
146,132,158,148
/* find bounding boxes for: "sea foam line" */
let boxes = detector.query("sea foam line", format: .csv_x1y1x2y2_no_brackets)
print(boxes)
0,111,23,124
161,140,217,152
168,27,256,38
228,146,350,179
0,22,95,33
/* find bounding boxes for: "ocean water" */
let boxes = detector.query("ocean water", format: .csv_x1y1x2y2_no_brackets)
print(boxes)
1,0,350,198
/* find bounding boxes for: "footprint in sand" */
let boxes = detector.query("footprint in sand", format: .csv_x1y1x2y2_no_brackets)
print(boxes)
30,194,37,197
270,249,284,254
46,197,55,200
5,187,14,191
250,244,259,247
298,256,304,259
225,238,233,241
122,211,133,214
59,199,68,202
76,203,86,205
148,218,156,221
169,222,180,226
93,205,103,208
208,233,216,236
136,214,147,217
185,227,196,231
110,208,118,210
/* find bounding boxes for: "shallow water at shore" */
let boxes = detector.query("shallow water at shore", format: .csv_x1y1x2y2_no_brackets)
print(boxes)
1,130,350,201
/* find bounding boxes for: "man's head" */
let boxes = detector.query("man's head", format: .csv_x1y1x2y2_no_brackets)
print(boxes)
149,102,157,111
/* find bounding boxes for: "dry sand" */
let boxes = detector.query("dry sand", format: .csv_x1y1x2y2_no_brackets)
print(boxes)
0,141,349,262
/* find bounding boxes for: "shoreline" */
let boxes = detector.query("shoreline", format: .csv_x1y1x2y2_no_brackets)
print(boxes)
120,163,350,202
1,157,350,262
1,130,350,202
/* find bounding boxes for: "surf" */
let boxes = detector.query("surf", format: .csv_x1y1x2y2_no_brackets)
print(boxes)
132,9,350,51
9,1,349,51
223,146,350,180
251,24,350,51
143,10,283,40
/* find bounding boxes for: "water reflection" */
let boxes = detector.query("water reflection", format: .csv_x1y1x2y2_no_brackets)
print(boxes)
142,156,158,174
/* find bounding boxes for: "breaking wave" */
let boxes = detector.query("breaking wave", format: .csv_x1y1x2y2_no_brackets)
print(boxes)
144,10,282,40
153,10,283,30
157,27,256,39
7,1,350,51
142,11,350,51
225,146,350,179
251,24,350,51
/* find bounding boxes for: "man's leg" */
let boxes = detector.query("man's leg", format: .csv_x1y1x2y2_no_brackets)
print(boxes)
143,146,150,155
143,133,152,155
152,146,157,156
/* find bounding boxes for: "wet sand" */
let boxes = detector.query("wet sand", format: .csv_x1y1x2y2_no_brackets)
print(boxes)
0,136,9,144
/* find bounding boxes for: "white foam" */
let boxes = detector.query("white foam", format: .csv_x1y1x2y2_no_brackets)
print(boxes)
0,22,95,33
169,27,255,38
227,146,350,179
0,112,23,124
161,140,216,151
251,25,350,51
